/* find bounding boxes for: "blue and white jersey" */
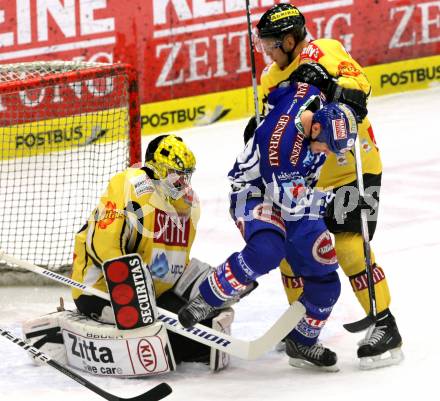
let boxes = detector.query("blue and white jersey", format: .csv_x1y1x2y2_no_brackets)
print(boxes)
229,82,332,219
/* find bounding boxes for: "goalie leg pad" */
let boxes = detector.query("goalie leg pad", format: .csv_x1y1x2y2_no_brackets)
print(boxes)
23,310,175,377
210,307,234,372
22,311,67,366
74,294,115,324
103,253,158,330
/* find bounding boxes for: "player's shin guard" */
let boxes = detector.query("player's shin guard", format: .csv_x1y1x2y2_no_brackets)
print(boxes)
288,272,341,346
199,254,256,308
210,308,234,371
280,259,304,304
349,263,391,315
285,272,340,371
334,232,391,314
179,231,284,328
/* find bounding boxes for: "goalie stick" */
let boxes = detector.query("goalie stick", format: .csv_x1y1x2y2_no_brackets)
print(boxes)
0,250,305,360
343,136,377,333
0,328,171,401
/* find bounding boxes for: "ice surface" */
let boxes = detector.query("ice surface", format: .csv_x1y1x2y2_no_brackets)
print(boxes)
1,86,439,400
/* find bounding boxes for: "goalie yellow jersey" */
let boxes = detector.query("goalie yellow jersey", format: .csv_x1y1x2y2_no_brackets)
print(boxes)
71,167,200,300
260,38,382,188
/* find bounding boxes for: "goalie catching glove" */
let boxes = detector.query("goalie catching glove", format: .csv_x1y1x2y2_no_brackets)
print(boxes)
290,62,368,122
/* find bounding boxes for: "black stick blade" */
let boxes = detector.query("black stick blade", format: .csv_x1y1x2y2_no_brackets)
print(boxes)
343,315,376,333
126,383,172,401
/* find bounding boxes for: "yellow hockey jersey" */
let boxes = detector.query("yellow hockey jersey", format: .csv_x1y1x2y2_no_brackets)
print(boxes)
72,167,200,300
260,38,382,188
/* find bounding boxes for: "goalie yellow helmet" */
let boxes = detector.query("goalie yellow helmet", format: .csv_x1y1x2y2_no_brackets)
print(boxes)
145,135,196,199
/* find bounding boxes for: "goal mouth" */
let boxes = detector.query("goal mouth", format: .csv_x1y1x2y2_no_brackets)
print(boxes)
0,61,141,282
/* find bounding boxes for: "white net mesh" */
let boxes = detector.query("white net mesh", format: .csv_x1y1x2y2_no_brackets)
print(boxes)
0,61,139,284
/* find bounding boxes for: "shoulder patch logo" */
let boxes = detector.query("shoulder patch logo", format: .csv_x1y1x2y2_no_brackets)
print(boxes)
131,174,154,198
300,43,325,62
337,61,361,77
98,201,124,229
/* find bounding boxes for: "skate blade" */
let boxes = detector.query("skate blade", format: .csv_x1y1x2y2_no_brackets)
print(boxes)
359,347,404,370
289,357,339,372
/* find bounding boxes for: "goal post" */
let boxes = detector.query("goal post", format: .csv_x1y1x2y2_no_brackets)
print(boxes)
0,61,141,284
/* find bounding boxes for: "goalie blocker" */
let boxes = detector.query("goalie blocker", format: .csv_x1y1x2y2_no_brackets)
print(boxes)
23,254,234,376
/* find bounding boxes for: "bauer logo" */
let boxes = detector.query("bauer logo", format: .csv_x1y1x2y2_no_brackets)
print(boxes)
137,339,158,372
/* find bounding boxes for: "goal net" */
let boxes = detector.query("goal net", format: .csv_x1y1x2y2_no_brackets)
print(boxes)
0,61,141,284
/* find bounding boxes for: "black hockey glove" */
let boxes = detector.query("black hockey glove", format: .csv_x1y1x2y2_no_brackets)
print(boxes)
290,63,368,122
334,88,368,122
290,62,335,94
243,115,263,144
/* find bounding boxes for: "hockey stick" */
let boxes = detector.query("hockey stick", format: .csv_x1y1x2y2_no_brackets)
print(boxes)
0,328,172,401
343,136,377,333
245,0,261,124
0,250,305,360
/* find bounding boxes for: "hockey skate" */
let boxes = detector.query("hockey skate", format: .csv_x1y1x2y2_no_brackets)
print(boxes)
179,281,258,328
357,310,404,370
285,337,339,372
178,294,217,328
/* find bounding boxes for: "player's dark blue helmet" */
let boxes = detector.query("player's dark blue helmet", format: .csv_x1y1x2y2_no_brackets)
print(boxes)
256,3,306,41
312,103,358,154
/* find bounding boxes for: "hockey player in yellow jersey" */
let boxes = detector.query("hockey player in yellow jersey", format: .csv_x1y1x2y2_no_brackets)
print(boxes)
72,135,199,303
250,3,403,369
71,134,233,368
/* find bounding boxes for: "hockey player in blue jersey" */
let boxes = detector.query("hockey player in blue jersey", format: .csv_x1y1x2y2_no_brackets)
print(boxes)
178,80,358,371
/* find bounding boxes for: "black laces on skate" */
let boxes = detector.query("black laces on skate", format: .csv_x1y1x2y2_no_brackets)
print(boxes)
297,342,325,359
362,325,387,346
